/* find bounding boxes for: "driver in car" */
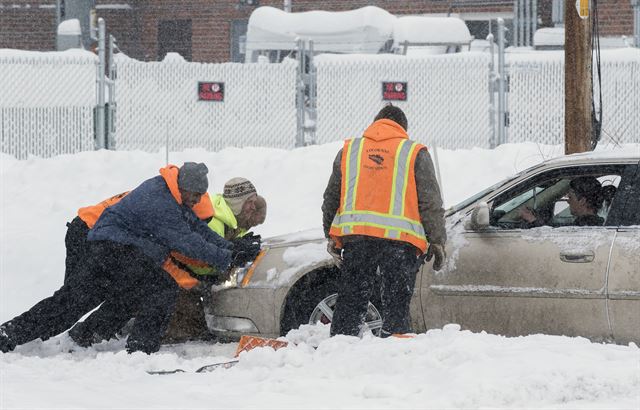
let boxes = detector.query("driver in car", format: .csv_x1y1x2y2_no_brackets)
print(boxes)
520,176,605,227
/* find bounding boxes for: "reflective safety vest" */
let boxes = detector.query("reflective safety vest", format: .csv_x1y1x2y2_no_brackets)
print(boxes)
329,134,428,253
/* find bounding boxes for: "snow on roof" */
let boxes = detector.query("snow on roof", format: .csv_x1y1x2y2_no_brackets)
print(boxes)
533,27,564,48
57,18,81,36
245,6,395,54
392,16,472,48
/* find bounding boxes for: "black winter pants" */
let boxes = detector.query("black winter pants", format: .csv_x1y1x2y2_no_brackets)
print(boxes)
330,238,420,337
1,241,179,354
64,216,90,284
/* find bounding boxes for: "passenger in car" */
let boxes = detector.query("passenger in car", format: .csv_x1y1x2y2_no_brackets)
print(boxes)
520,176,605,227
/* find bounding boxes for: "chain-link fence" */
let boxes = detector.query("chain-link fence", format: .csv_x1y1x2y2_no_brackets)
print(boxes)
114,55,298,152
1,49,639,159
315,53,492,149
0,51,96,159
507,50,640,145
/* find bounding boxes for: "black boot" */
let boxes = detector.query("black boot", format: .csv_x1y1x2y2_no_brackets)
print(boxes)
69,322,112,348
0,325,17,353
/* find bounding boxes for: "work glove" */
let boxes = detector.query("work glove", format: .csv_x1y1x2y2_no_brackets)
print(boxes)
326,238,343,268
243,232,262,247
230,237,261,268
425,243,446,272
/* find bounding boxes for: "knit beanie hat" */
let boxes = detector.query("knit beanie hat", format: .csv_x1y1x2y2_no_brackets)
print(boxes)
178,162,209,193
223,177,257,215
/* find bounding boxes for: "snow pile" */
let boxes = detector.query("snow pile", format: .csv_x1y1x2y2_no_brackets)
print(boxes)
56,19,81,36
2,142,640,408
393,16,472,46
2,324,638,409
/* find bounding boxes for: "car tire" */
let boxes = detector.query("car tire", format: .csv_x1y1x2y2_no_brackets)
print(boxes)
280,267,383,336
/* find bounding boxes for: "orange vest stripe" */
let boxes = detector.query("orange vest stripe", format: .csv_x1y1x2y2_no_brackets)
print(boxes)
162,258,199,290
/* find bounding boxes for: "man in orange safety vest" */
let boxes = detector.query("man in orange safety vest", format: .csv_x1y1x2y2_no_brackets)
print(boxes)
321,105,447,337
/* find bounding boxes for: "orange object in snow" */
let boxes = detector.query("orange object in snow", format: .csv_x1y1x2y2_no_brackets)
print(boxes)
234,335,289,357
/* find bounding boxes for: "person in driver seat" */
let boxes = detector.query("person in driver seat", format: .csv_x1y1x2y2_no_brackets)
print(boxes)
520,176,605,227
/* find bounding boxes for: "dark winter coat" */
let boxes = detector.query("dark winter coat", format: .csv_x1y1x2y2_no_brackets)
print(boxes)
322,143,447,249
89,173,232,271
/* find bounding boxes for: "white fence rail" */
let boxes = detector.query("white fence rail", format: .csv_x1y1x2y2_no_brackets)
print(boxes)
1,49,639,159
113,55,298,152
315,53,492,149
0,51,97,159
507,50,640,146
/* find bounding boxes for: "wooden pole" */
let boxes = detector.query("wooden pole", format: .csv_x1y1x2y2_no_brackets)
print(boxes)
564,0,592,154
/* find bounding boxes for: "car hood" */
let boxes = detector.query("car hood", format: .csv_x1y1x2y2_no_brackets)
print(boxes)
263,228,326,248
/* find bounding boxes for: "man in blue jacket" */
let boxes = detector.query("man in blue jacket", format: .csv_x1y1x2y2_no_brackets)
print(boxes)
0,162,235,354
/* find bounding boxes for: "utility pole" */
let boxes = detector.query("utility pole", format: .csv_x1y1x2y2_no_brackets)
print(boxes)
564,0,592,154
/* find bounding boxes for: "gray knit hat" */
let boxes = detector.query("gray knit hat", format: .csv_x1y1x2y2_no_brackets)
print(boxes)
178,162,209,193
223,177,257,215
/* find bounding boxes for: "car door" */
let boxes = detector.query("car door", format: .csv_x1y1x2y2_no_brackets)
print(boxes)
605,162,640,344
422,163,632,341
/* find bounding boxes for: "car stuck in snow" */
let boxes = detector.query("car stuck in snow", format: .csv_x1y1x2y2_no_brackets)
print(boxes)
205,151,640,344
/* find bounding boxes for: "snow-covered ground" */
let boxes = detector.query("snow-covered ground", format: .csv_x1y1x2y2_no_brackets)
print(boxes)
1,142,639,409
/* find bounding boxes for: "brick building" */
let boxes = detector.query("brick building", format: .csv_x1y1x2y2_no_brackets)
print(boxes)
0,0,636,63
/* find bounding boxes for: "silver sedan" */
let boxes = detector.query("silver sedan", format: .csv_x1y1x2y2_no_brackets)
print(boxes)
205,151,640,344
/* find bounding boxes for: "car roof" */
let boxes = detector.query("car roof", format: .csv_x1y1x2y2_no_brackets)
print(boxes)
537,150,640,168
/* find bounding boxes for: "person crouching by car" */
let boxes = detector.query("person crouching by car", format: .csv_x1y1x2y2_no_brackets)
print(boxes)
164,177,267,343
69,178,266,345
0,163,234,354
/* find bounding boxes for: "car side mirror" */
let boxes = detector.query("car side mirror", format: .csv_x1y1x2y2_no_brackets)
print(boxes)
464,202,490,230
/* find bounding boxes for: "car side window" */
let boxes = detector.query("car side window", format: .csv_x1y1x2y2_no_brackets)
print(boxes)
489,166,626,229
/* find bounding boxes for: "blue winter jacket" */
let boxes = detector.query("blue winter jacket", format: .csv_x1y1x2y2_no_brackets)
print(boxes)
88,175,232,271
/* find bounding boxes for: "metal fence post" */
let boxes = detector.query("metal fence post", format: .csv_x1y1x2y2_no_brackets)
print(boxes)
497,18,507,146
107,34,116,150
513,0,517,46
525,0,530,46
488,32,497,148
306,40,317,145
532,0,538,44
519,0,524,46
96,18,106,150
633,0,637,46
295,38,305,147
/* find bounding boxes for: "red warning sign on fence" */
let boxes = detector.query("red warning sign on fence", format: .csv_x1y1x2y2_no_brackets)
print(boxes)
198,82,224,101
382,81,407,101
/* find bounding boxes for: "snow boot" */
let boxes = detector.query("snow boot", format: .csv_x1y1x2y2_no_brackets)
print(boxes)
68,322,108,348
0,325,17,353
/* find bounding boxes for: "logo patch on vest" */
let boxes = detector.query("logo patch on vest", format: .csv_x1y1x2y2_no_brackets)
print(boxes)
368,154,384,165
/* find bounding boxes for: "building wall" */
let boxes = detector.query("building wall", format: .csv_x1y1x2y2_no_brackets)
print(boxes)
598,0,634,36
0,0,56,50
1,0,636,61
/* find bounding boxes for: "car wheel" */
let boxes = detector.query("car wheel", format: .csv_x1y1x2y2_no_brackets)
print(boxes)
309,293,383,336
280,267,383,336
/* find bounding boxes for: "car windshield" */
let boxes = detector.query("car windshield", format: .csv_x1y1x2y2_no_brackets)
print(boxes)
447,176,516,214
